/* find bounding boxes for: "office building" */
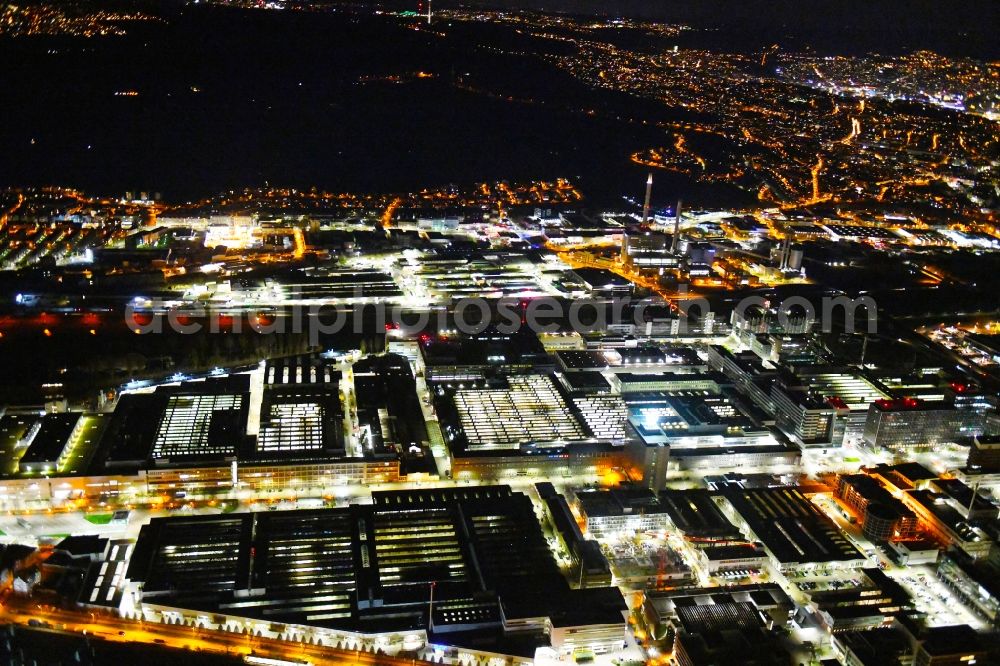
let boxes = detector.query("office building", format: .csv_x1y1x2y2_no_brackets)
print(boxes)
967,434,1000,473
863,398,992,452
836,474,919,543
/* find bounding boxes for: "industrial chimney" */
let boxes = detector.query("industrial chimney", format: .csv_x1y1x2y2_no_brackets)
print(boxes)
641,173,653,225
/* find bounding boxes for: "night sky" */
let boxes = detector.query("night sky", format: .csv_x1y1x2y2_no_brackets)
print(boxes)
458,0,998,59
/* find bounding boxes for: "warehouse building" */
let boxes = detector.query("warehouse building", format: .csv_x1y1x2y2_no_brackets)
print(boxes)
803,568,915,633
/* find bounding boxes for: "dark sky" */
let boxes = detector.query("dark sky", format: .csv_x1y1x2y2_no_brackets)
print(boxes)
455,0,998,58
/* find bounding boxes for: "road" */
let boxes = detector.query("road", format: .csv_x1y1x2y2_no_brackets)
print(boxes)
0,473,611,546
0,597,432,666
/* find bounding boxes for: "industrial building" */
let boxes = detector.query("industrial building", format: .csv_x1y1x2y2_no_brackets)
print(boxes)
620,231,681,270
625,390,800,471
657,489,744,542
901,489,993,560
536,483,614,589
251,355,346,462
730,303,815,339
706,345,778,413
573,486,672,537
16,412,83,475
446,374,588,451
90,362,403,495
418,329,550,382
694,544,769,576
100,375,252,467
643,584,792,640
802,568,915,632
352,353,434,475
832,628,914,666
670,601,792,666
570,268,634,298
432,356,633,481
124,486,627,659
718,487,867,571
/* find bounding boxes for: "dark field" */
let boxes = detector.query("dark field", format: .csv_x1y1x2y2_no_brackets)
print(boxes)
1,4,757,208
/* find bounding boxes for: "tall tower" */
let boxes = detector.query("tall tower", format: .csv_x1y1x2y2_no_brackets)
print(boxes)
671,199,682,254
427,0,432,25
641,173,653,225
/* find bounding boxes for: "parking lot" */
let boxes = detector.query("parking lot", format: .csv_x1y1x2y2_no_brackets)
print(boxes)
889,565,984,628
